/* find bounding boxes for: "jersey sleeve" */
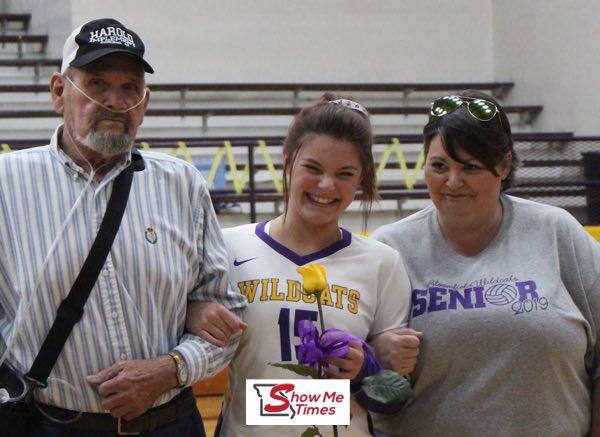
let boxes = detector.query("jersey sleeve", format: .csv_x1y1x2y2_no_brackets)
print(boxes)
557,212,600,379
368,248,412,338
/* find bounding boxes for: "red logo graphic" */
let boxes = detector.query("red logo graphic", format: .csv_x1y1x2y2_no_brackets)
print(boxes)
246,379,349,425
253,383,297,418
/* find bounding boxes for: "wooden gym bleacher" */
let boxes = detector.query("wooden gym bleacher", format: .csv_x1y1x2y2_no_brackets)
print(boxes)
0,13,57,81
0,13,30,34
0,103,543,122
0,79,539,125
0,34,48,56
0,57,60,68
0,80,515,93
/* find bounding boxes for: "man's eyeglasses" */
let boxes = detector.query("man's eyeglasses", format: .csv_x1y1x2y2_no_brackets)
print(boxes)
430,95,498,122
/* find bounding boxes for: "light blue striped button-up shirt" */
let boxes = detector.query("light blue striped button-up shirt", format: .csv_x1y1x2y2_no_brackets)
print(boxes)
0,126,247,412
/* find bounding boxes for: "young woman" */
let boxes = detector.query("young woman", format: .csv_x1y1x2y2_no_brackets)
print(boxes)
187,93,417,436
372,91,600,436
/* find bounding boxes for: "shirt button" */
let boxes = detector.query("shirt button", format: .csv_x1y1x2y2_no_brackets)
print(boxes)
72,173,79,181
111,312,118,319
120,354,127,361
103,269,110,276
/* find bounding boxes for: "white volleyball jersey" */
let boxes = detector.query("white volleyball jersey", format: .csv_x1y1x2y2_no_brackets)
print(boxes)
219,221,411,437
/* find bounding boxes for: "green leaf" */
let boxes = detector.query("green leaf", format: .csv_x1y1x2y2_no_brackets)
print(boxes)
300,425,323,437
361,370,413,404
269,362,318,379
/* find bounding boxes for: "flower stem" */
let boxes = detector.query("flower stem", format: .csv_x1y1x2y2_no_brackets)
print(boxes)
316,291,325,333
316,290,326,381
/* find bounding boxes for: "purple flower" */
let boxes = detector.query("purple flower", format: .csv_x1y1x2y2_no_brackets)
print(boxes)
296,320,382,378
297,320,323,366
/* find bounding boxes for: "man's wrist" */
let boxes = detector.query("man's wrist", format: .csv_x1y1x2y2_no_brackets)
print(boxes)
155,354,179,390
167,350,189,388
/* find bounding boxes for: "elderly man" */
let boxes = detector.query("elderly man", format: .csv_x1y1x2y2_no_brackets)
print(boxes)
0,18,246,436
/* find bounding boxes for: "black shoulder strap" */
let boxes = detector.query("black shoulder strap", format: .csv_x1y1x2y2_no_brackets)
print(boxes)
26,163,135,386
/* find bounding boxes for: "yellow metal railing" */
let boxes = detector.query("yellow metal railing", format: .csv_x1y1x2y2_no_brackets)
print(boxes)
585,226,600,241
1,137,424,192
2,141,600,237
138,140,283,193
376,138,425,189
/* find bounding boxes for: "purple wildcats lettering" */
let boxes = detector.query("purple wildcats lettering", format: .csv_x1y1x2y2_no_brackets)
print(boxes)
516,280,539,301
412,286,485,318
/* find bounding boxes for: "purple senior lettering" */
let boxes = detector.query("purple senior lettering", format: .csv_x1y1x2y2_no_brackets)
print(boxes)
411,285,485,317
427,287,447,312
412,289,427,317
516,280,539,301
410,277,548,319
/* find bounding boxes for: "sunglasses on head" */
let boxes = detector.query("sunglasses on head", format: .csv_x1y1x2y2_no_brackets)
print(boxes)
430,95,498,121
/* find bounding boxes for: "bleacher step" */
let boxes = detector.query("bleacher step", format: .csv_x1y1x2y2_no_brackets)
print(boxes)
0,34,48,56
0,14,31,34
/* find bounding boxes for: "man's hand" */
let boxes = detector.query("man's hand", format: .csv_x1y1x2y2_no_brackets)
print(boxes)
86,356,177,420
186,301,247,347
323,340,365,381
370,328,423,375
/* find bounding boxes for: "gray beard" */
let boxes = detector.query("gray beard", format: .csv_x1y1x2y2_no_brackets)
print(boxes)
77,129,133,156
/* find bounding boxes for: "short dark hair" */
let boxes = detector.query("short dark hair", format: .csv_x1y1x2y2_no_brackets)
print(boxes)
423,90,518,190
282,92,376,229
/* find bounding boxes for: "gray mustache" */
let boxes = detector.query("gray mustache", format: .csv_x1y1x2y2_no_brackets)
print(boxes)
92,111,130,135
96,109,129,122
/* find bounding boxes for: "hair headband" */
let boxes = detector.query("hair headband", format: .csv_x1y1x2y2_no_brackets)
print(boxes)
329,99,369,117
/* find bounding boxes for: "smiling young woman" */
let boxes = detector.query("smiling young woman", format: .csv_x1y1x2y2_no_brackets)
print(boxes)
270,131,364,255
186,93,416,437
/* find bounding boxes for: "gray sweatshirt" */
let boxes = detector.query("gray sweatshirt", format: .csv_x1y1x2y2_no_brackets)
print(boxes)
371,195,600,437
